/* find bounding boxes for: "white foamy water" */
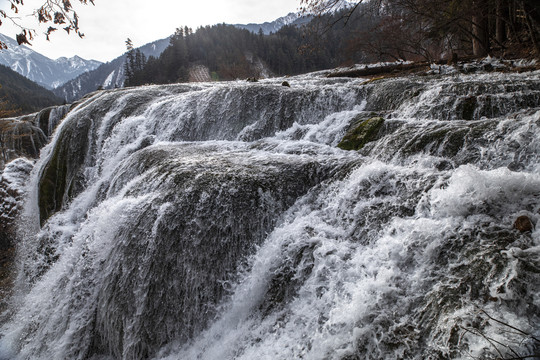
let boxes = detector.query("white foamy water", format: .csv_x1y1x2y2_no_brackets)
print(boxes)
1,71,539,359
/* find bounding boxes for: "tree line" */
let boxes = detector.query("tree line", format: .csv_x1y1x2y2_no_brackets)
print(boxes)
124,24,325,86
123,15,372,87
124,0,539,87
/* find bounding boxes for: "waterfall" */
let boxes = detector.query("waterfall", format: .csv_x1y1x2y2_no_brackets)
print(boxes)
0,104,70,256
0,71,539,360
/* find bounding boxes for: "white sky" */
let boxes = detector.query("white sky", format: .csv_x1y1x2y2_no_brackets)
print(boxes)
0,0,300,62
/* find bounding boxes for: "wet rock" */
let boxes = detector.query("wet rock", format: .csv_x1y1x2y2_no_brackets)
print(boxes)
0,246,15,313
483,63,494,72
36,105,69,137
246,77,258,82
461,96,477,120
436,160,454,171
338,116,385,151
0,179,18,251
507,161,524,171
36,107,53,135
281,81,290,87
513,215,534,232
0,119,47,169
38,116,92,225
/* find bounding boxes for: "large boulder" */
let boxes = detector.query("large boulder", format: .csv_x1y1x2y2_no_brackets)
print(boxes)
338,116,385,150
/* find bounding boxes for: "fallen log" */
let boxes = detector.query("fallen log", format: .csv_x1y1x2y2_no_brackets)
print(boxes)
326,62,430,78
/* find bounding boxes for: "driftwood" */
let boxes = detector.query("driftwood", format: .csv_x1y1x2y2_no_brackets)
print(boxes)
326,59,540,79
326,62,430,78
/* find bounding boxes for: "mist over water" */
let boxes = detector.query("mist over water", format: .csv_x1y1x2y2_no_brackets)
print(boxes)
0,71,539,359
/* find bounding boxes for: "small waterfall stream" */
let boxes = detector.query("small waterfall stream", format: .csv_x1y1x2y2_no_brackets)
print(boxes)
0,70,539,359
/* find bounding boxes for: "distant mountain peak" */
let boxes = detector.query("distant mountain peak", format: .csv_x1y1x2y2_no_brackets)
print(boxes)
233,12,312,35
53,37,170,102
0,33,102,89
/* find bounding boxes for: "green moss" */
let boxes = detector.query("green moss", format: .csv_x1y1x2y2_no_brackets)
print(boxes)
38,131,69,226
338,116,385,151
37,118,91,226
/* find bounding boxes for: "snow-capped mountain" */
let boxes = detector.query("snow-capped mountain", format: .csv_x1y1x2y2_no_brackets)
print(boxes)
53,37,169,102
234,12,312,35
0,33,102,89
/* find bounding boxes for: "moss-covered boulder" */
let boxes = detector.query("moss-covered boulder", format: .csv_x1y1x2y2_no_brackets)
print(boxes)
338,116,385,151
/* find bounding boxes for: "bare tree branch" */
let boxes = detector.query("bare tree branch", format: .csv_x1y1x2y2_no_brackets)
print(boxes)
0,0,93,48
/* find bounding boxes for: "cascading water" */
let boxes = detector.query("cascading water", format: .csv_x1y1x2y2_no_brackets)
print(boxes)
0,69,539,360
0,104,70,255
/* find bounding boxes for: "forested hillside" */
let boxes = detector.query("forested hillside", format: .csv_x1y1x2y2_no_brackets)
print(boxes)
124,24,320,86
0,64,62,116
126,0,540,86
124,18,356,86
0,34,102,90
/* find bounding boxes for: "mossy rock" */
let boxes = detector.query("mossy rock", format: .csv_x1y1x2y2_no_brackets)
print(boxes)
38,117,91,225
37,107,53,136
338,116,385,151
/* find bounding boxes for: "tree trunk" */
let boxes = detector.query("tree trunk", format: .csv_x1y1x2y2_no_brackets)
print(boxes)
496,0,507,44
507,0,522,43
472,0,490,57
521,1,540,55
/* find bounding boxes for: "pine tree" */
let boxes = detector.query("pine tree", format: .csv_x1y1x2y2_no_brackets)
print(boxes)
124,38,135,86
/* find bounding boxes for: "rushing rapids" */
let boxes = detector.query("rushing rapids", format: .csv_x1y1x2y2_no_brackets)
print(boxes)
0,68,539,359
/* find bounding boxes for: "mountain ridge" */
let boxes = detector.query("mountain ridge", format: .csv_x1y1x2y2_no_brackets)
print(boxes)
0,34,102,89
233,12,312,34
0,63,62,115
52,37,169,102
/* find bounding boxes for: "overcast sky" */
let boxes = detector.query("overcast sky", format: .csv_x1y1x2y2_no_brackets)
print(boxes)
0,0,300,62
